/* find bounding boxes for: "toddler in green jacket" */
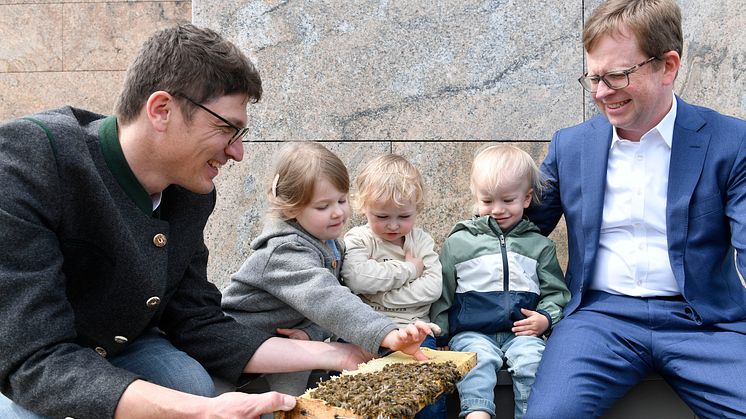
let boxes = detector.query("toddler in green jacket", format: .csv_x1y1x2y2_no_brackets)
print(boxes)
430,144,570,419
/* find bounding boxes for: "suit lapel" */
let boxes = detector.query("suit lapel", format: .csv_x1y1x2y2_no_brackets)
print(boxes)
667,98,709,285
581,118,612,280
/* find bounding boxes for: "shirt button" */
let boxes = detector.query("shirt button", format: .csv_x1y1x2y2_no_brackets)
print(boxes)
94,347,108,358
153,233,167,247
114,336,129,344
146,296,161,309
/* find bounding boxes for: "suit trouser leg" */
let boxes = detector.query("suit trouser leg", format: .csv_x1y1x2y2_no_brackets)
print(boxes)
525,291,746,419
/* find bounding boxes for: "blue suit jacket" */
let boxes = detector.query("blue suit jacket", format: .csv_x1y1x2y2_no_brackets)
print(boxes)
527,96,746,331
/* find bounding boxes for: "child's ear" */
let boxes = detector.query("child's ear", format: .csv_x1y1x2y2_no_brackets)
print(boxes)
523,188,533,208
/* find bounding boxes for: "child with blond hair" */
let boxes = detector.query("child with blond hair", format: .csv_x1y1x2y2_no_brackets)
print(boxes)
221,142,436,396
430,144,570,419
341,154,445,419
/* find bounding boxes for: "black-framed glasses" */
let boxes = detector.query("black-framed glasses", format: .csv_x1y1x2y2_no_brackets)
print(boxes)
578,57,659,93
179,95,250,145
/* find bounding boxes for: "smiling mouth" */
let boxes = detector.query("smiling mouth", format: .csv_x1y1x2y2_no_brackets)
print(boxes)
208,160,223,169
606,99,631,110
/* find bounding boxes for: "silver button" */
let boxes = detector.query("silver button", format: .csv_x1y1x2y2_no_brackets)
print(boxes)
114,336,128,344
94,347,108,357
153,233,167,247
146,296,161,309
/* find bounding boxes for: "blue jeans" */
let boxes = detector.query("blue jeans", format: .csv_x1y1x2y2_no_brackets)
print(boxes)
0,329,215,418
450,331,545,419
415,335,448,419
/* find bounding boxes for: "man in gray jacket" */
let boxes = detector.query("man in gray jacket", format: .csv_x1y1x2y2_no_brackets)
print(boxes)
0,24,433,419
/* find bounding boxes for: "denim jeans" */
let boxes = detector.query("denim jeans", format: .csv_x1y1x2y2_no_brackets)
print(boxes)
0,329,215,418
449,331,545,419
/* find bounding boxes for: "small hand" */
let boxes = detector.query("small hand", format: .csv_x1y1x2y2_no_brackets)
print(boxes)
511,308,549,337
276,328,310,340
404,249,425,278
381,321,440,361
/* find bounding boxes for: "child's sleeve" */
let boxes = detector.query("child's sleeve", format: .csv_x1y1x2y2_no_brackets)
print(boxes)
341,226,417,294
363,230,443,308
429,237,457,344
264,240,396,354
535,240,571,330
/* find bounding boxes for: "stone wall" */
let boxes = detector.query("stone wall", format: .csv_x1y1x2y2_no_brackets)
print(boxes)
1,1,743,290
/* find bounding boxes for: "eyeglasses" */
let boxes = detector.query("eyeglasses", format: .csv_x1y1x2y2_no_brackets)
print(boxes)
578,57,658,93
179,95,250,145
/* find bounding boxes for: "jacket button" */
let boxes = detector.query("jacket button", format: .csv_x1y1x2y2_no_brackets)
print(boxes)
146,296,161,309
114,336,129,344
95,347,108,358
153,233,167,247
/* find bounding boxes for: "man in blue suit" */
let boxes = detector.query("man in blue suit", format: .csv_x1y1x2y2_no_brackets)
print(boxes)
524,0,746,417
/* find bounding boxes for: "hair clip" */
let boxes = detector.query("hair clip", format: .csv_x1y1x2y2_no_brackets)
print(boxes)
271,173,280,197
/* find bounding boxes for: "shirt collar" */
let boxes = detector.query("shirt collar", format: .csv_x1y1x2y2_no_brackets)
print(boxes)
99,116,157,217
610,92,677,149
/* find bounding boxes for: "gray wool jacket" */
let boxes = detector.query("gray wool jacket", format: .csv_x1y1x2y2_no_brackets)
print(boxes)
0,107,272,418
222,219,397,354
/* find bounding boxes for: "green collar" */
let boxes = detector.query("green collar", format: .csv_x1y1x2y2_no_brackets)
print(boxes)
99,116,155,217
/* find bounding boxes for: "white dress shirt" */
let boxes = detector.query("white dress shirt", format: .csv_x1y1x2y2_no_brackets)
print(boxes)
591,94,681,297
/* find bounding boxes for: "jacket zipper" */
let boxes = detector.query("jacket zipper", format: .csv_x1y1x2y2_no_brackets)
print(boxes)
488,221,510,292
498,234,509,292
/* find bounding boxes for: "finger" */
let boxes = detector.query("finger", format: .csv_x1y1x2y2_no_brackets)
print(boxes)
412,348,429,361
266,392,297,412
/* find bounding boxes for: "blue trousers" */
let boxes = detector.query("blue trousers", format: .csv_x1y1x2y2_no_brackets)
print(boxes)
525,291,746,419
0,329,215,418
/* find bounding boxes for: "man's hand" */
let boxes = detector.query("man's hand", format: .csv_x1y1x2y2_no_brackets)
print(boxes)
512,308,549,337
276,328,310,340
405,249,425,278
204,391,296,418
380,320,441,361
114,380,296,419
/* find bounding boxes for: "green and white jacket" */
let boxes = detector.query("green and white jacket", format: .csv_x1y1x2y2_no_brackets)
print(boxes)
430,215,570,343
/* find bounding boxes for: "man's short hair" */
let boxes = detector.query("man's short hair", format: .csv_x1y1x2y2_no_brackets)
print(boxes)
583,0,683,62
114,23,262,124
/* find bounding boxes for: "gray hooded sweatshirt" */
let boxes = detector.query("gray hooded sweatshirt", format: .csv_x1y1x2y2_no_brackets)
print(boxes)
221,219,396,354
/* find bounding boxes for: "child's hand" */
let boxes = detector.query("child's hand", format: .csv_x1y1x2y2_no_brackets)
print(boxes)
381,321,439,360
276,328,311,340
511,308,549,337
404,249,424,278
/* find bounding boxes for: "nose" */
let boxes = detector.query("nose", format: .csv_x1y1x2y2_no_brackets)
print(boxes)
225,140,245,162
331,203,345,218
594,80,614,100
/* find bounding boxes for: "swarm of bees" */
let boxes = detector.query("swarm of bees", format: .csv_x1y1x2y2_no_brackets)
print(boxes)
307,361,462,419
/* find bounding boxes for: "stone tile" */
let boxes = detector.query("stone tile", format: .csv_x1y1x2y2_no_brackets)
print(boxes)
0,1,132,3
0,4,63,72
195,0,583,142
206,141,390,289
62,1,191,71
0,71,124,121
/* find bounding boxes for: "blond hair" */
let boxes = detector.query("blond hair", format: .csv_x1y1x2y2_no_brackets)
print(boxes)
267,142,349,220
353,154,425,214
470,144,545,205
